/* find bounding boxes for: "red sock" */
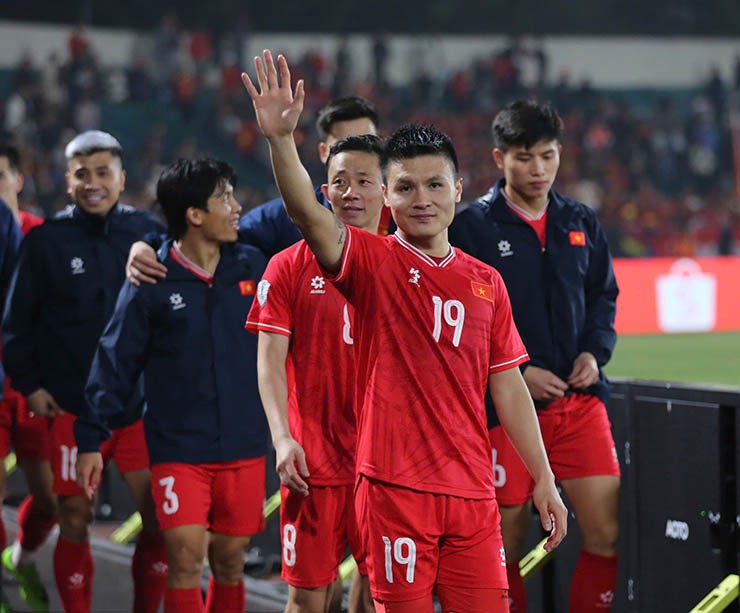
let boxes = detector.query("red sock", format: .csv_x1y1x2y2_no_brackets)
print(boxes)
53,536,93,613
205,579,244,613
17,495,57,552
132,531,168,613
506,561,527,612
569,550,618,612
165,587,205,613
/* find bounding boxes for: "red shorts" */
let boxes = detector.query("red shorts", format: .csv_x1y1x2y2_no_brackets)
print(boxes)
0,384,52,462
150,457,266,535
355,476,508,604
280,483,367,588
490,393,621,506
51,412,149,497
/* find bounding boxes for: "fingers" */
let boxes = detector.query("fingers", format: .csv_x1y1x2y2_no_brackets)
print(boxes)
296,448,310,479
265,50,279,89
279,464,309,497
541,503,568,552
254,54,267,93
241,71,258,99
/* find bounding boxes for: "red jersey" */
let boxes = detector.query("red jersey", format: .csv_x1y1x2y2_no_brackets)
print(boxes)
19,210,43,236
246,241,357,486
331,227,528,499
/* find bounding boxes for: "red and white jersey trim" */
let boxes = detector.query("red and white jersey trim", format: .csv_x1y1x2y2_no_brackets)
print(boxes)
392,233,456,268
490,352,530,372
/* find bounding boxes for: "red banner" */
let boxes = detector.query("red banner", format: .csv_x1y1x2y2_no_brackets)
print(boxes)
613,256,740,334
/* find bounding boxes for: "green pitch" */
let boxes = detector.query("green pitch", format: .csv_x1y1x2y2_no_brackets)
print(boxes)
605,332,740,387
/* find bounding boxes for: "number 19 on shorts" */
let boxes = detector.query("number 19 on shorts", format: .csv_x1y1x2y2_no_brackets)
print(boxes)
382,536,417,584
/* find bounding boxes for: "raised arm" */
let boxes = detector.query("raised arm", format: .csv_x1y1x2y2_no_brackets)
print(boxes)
242,50,345,273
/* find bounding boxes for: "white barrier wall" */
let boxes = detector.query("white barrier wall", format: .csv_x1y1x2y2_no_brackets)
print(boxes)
0,21,738,88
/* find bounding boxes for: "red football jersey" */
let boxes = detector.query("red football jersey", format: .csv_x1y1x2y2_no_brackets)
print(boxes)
246,241,358,486
19,210,43,236
331,227,529,499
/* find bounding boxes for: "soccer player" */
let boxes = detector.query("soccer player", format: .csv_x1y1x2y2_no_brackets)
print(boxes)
75,157,269,613
448,100,621,612
242,50,567,613
2,131,168,613
0,143,57,613
246,135,385,613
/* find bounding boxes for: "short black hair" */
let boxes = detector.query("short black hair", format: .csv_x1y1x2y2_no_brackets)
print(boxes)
492,100,563,152
325,134,385,170
316,96,379,141
383,124,459,174
0,144,20,172
156,157,237,240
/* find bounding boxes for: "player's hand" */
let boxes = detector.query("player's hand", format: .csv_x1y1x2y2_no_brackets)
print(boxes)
274,435,310,496
76,452,104,500
26,388,64,417
241,50,305,140
532,477,568,552
522,366,569,402
126,241,166,286
567,352,599,389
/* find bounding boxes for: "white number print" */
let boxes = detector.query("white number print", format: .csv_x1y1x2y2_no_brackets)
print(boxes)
342,303,354,346
283,524,297,567
492,448,507,488
59,445,77,482
432,296,466,347
158,476,180,515
381,536,417,584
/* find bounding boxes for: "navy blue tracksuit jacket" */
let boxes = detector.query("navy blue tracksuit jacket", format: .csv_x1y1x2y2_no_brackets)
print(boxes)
76,241,268,465
2,203,165,414
448,180,619,414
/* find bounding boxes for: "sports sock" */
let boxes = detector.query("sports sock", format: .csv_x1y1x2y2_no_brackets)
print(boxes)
17,495,57,555
53,536,93,612
132,531,168,613
165,587,205,613
205,578,244,613
506,561,527,612
569,550,618,612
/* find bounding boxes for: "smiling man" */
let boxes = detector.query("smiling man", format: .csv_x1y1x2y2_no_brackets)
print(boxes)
243,51,567,613
246,135,386,613
75,157,269,613
2,130,168,613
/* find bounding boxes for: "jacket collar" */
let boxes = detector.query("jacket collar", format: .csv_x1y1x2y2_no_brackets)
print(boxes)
480,179,571,226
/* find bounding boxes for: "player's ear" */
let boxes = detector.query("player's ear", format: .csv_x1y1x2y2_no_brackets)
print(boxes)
321,183,330,202
186,206,205,228
318,141,330,165
454,176,463,203
492,148,505,170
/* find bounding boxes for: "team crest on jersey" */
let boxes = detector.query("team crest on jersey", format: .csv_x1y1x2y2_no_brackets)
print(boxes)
70,257,85,274
257,280,270,307
497,240,513,257
169,293,186,310
408,268,420,285
310,275,326,294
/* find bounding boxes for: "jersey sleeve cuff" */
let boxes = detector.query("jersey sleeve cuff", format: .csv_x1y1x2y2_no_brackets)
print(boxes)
489,353,529,373
245,320,292,338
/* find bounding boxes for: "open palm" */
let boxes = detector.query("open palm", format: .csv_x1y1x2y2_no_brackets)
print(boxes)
241,49,305,139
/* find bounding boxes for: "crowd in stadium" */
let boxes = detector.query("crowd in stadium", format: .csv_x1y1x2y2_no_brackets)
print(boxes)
1,19,739,258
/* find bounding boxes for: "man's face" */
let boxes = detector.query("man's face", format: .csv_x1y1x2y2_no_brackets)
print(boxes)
196,180,242,243
493,139,561,204
322,151,386,233
385,154,462,243
0,156,23,209
66,151,126,217
318,117,378,164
